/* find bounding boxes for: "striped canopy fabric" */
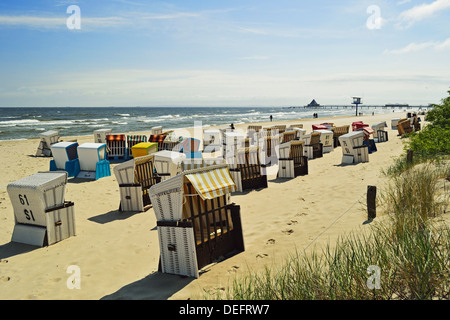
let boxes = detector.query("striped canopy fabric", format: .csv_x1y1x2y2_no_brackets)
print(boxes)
185,166,236,200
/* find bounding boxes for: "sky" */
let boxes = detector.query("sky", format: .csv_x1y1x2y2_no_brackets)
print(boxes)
0,0,449,107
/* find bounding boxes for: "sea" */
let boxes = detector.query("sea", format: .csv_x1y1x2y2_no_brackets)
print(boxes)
0,106,422,141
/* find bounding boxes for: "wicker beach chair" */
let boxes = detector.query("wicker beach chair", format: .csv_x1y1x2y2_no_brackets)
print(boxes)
289,124,303,129
151,126,163,135
338,131,369,164
76,143,111,180
93,129,112,144
127,135,148,158
149,164,244,278
149,134,168,151
331,125,350,147
371,121,388,143
131,142,158,159
49,141,80,178
278,140,308,179
281,131,296,144
202,129,222,154
412,117,421,132
113,154,161,212
225,147,268,192
313,129,334,153
302,132,323,159
7,171,75,247
153,150,187,182
173,137,202,159
106,134,128,161
259,130,280,166
397,118,413,136
36,130,60,157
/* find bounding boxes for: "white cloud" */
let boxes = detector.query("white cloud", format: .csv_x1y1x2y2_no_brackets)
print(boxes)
0,10,201,30
0,15,65,29
237,56,270,60
384,38,450,54
398,0,450,27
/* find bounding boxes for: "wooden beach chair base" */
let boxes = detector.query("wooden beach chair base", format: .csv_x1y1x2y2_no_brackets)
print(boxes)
156,204,244,278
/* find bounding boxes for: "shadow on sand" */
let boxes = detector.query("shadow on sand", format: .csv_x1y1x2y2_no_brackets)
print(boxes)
0,241,38,260
101,271,194,300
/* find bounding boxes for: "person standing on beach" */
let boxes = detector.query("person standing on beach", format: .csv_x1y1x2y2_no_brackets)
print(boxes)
270,115,273,122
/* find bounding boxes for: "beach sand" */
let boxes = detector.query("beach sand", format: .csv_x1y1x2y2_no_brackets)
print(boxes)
0,111,425,300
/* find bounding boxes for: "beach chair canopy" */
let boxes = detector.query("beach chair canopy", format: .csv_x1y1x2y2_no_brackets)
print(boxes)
184,166,236,200
150,164,236,221
312,124,328,131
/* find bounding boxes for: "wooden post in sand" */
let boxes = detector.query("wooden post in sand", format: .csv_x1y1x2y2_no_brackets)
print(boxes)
367,185,377,220
407,150,414,164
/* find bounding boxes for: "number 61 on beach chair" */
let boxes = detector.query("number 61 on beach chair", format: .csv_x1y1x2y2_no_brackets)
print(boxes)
7,171,76,247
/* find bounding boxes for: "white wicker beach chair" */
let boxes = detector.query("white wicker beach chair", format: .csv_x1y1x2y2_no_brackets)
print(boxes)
154,150,187,182
76,143,111,180
49,141,80,178
151,126,163,135
301,132,323,160
313,129,334,153
225,146,268,192
93,129,112,143
113,154,161,212
277,141,308,179
372,121,388,142
7,171,75,246
36,130,60,157
338,131,369,164
149,164,244,278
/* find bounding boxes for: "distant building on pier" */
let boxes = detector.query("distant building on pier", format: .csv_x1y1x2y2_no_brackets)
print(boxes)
305,99,320,107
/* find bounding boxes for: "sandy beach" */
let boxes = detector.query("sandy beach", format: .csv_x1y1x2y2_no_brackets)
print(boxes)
0,111,426,300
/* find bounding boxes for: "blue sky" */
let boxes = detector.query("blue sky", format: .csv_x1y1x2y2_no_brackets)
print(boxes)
0,0,449,107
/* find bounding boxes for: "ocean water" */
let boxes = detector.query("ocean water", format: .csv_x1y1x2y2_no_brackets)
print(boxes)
0,106,404,141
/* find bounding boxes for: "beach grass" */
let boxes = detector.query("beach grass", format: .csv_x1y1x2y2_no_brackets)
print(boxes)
207,160,450,300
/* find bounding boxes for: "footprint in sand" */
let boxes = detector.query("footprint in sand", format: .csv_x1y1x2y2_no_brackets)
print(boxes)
228,266,239,273
282,229,294,235
1,276,11,282
256,253,268,259
287,220,298,225
266,239,276,245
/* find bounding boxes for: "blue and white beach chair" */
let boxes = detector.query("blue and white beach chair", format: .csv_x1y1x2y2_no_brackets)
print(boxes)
76,143,111,180
49,141,80,177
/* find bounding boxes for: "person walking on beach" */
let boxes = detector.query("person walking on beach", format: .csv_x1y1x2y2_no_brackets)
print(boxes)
270,115,273,122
